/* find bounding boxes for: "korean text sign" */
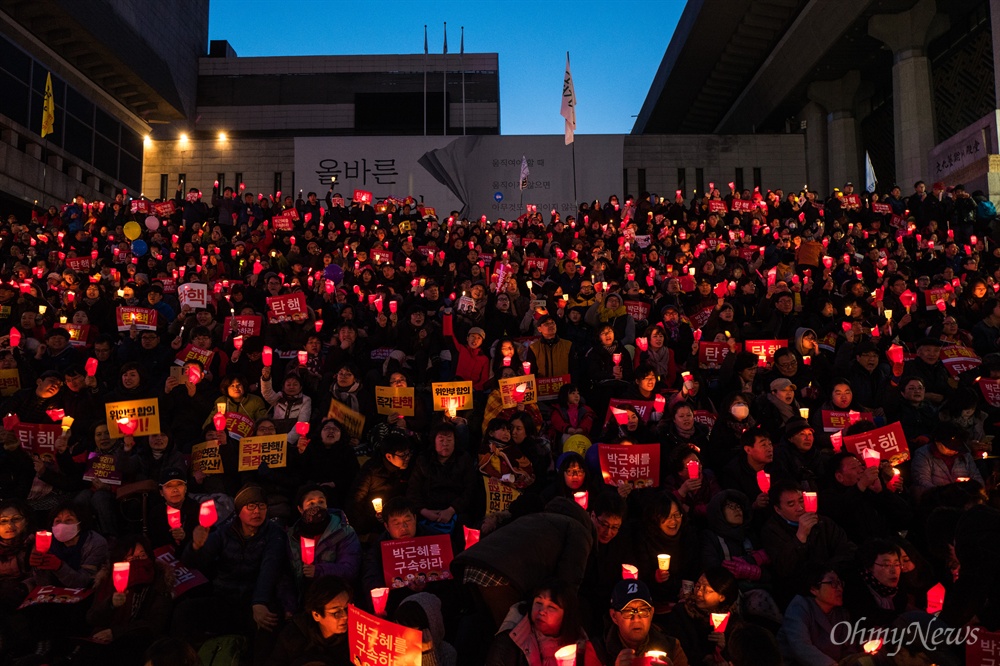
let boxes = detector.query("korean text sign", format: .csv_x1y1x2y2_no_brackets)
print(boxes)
598,443,661,488
380,535,454,587
238,434,288,472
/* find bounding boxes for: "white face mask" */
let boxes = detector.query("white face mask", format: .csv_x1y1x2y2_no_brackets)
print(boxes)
730,404,750,420
52,522,80,543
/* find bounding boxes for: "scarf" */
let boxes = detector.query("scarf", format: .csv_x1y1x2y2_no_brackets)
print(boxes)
860,567,898,607
767,392,797,423
675,423,696,440
599,304,627,322
645,345,671,375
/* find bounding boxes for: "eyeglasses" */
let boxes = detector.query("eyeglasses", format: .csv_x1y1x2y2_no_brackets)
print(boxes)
0,516,25,526
595,518,622,533
391,450,413,460
819,579,844,588
243,502,268,512
874,561,901,570
618,606,652,619
663,513,684,523
324,606,349,619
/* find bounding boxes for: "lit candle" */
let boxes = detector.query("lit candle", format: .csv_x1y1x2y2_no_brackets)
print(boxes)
167,506,181,529
657,554,671,571
554,645,577,666
621,564,639,580
35,530,52,553
803,492,818,513
799,408,809,419
370,587,389,616
371,497,383,514
573,491,588,509
112,562,130,593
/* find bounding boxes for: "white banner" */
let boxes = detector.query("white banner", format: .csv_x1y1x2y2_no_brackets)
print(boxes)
294,135,624,218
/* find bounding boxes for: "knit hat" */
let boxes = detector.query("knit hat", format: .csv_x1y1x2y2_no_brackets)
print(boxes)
234,484,267,514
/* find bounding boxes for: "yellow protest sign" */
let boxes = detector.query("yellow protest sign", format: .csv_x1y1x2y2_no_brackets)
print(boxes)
0,368,21,396
105,398,160,438
431,381,474,412
327,399,366,439
375,386,416,416
191,441,224,475
237,434,287,472
484,476,520,515
498,374,537,409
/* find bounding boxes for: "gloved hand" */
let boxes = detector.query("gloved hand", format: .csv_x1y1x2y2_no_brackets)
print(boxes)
29,552,62,571
722,557,761,581
748,549,771,567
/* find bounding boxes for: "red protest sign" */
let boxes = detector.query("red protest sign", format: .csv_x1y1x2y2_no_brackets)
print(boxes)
689,306,714,330
82,452,122,485
370,248,393,265
940,345,981,378
271,213,294,231
732,199,756,213
348,605,422,666
175,344,215,368
154,546,209,598
178,283,209,310
924,288,950,311
153,200,176,217
157,277,177,294
708,200,728,214
352,189,373,205
65,256,91,272
524,257,549,272
130,200,151,215
605,398,658,426
222,315,262,340
820,410,873,433
63,323,90,348
842,194,861,207
871,202,892,214
380,535,454,587
537,374,571,401
693,410,716,429
966,629,1000,665
979,378,1000,408
698,341,737,369
266,292,308,323
225,411,256,440
18,585,92,608
842,421,909,465
598,443,660,488
739,246,760,262
116,307,158,332
15,422,62,455
623,300,651,321
745,339,788,361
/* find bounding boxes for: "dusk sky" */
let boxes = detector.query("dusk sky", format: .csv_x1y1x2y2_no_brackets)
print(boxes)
208,0,682,136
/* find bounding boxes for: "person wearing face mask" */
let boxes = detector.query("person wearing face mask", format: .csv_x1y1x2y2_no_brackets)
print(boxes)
287,485,361,595
84,535,173,663
705,394,756,472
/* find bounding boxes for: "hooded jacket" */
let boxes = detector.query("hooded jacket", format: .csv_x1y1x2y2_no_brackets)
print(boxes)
287,508,361,585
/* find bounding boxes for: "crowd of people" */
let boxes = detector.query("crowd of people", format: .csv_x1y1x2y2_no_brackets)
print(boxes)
0,176,998,666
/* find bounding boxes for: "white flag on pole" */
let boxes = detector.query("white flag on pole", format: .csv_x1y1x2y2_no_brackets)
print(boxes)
865,151,878,193
519,156,530,191
560,52,576,145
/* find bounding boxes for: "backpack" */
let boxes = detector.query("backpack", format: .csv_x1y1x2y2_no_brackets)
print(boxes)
198,634,246,666
977,199,997,222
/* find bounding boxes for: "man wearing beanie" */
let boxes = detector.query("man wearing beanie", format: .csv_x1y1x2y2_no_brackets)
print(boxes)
177,483,290,652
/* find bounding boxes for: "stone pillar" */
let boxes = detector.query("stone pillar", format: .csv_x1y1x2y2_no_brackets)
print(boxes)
869,0,948,189
801,101,829,194
807,71,861,192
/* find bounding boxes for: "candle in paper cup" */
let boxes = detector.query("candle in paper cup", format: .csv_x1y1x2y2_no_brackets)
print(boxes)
622,564,639,579
112,562,130,593
199,499,217,528
863,448,881,468
262,346,273,367
297,350,308,365
167,507,181,529
612,353,622,366
957,476,971,482
863,639,882,654
463,526,480,548
554,645,577,666
371,587,389,616
710,612,730,632
573,491,588,509
61,416,74,431
522,362,531,375
926,582,945,614
756,470,770,494
86,357,99,377
300,536,315,565
802,355,812,366
371,498,383,514
686,459,701,480
213,412,227,431
803,492,818,513
799,407,809,419
645,651,668,664
657,554,671,571
35,530,52,553
295,422,310,437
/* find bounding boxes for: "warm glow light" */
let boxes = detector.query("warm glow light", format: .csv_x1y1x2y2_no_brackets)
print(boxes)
179,133,189,143
142,135,151,146
218,132,227,141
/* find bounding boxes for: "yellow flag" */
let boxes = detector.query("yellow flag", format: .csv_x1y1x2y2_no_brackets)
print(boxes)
41,72,55,138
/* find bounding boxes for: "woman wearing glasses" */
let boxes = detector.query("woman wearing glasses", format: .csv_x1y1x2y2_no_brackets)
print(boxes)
0,499,32,650
843,539,910,629
777,565,854,665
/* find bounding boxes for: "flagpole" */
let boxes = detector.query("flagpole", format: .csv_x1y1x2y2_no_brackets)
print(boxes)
443,22,447,137
572,143,577,204
461,26,466,136
423,25,428,137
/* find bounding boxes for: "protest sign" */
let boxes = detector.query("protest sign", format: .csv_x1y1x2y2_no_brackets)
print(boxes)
842,422,910,465
498,374,537,408
348,606,422,666
266,293,308,323
375,386,416,416
979,378,1000,408
692,410,716,429
238,434,288,472
0,368,20,396
940,345,981,378
224,411,256,440
105,398,160,437
604,399,658,426
178,283,209,310
115,307,158,332
222,315,262,340
380,535,454,588
174,344,214,368
537,374,570,401
18,586,92,609
744,339,788,361
698,342,736,369
154,546,209,598
431,381,474,412
15,422,61,455
63,323,89,347
82,452,122,485
623,300,650,321
484,476,520,515
191,441,224,475
327,399,366,439
598,443,660,488
821,410,874,433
